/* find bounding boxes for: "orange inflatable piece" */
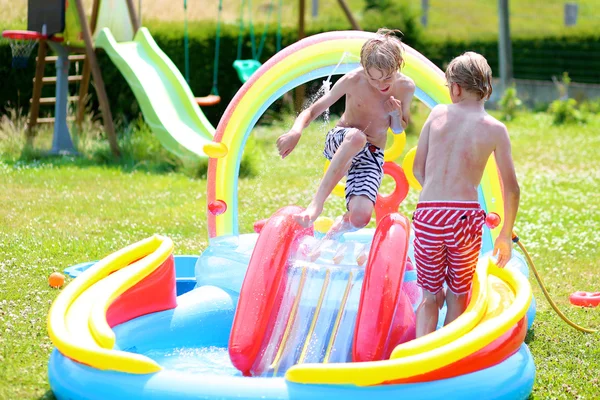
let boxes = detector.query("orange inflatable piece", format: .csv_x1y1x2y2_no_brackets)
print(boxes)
374,162,410,224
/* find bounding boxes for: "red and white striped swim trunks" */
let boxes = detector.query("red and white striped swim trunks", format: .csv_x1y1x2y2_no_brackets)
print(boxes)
413,201,486,295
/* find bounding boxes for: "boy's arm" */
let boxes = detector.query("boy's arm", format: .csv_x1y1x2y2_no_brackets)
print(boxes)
387,80,415,133
413,109,434,186
277,76,349,158
398,80,415,130
493,125,521,267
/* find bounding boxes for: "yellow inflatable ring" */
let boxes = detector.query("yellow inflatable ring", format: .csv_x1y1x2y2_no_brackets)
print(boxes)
384,130,406,162
402,146,422,191
323,160,346,198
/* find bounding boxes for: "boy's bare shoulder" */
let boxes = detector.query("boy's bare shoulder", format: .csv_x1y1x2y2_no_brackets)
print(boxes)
346,68,367,83
429,104,449,118
483,114,509,135
481,114,511,147
397,73,416,90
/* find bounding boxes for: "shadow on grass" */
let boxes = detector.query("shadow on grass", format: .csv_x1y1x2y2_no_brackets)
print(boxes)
1,138,259,180
39,390,55,400
525,328,535,344
4,145,190,176
0,114,261,179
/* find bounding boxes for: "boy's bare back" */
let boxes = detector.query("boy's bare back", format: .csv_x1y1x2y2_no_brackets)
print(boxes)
414,51,520,268
417,103,511,202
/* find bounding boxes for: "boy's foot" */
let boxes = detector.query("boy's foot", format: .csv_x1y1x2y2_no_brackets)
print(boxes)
293,203,323,228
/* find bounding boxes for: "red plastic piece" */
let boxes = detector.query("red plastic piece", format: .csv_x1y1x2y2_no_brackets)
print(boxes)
383,290,416,358
2,30,63,42
353,213,412,362
48,272,66,288
253,218,268,233
196,94,221,107
374,162,410,224
208,199,227,216
569,291,600,307
389,317,527,384
485,212,501,229
228,206,313,376
106,254,177,327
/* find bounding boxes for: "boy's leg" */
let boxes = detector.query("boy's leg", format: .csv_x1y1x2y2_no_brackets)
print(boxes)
445,206,486,325
323,195,374,241
308,195,373,261
412,204,449,338
444,291,469,325
416,289,444,337
294,129,367,227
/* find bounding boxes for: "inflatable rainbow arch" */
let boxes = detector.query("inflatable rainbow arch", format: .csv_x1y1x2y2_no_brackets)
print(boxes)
47,31,536,400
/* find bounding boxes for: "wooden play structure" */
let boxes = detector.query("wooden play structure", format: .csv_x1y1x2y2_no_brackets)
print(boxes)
3,0,363,157
3,0,140,157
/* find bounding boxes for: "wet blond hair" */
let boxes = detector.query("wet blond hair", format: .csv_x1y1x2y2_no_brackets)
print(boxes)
360,28,405,75
445,52,493,100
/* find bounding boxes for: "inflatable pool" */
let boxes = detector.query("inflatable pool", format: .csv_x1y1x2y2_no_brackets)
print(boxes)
47,30,537,399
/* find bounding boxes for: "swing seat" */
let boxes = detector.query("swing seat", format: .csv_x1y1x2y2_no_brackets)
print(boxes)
233,59,262,83
195,94,221,107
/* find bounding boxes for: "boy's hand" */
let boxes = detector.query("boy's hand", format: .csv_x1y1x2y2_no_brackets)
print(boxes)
276,130,301,159
493,235,512,268
384,96,403,117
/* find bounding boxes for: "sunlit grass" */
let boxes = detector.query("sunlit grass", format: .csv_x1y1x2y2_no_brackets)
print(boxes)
2,0,597,38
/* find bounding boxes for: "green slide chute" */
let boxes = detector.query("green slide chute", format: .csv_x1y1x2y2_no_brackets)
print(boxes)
95,27,215,160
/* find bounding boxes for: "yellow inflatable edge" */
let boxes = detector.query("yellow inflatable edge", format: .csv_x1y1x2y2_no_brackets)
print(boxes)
47,235,173,374
88,240,172,349
390,257,489,359
285,257,532,386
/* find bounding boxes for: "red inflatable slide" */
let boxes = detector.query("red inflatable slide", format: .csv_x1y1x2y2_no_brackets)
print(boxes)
353,213,414,362
229,208,414,376
228,206,312,376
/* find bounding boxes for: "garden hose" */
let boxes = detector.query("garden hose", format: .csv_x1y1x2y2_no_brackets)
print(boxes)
512,232,597,334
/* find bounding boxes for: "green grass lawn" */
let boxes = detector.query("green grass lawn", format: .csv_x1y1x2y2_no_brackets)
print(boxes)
1,108,599,399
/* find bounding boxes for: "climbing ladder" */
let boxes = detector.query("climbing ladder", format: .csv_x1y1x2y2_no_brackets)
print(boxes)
28,39,92,135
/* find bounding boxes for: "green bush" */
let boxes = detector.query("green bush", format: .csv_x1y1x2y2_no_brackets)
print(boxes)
1,20,599,127
420,33,600,84
547,98,586,125
579,99,600,115
499,85,523,121
361,0,422,39
364,0,394,10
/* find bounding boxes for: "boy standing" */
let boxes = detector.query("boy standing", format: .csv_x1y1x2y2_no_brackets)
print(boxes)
412,52,520,337
277,29,415,238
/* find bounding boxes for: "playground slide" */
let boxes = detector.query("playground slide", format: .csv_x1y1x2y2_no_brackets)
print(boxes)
228,207,414,377
95,27,215,160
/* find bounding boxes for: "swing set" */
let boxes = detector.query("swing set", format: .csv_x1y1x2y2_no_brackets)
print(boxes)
184,0,359,107
184,0,282,107
233,0,283,83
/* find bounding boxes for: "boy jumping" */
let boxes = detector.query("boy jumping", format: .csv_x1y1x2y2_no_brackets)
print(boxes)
412,52,520,337
277,28,415,237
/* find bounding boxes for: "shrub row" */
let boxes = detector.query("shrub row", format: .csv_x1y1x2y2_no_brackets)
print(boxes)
1,19,598,127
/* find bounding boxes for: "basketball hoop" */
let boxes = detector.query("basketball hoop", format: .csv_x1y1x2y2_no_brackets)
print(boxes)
2,30,52,69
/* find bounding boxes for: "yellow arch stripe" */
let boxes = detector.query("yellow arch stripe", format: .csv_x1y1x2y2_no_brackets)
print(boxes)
481,156,506,242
